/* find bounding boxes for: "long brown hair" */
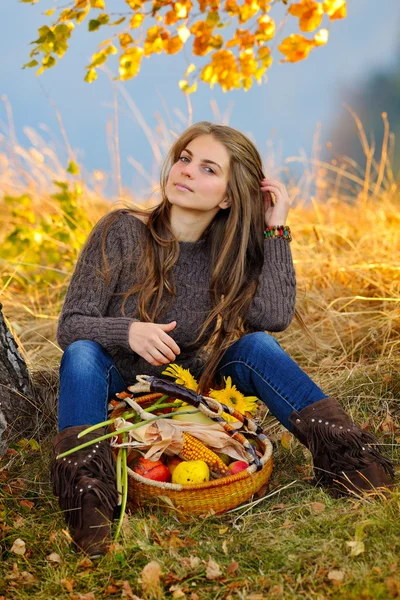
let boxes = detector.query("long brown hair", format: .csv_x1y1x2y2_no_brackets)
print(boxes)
95,121,297,393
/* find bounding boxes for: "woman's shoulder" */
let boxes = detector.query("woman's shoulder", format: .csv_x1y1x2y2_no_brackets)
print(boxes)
96,208,149,235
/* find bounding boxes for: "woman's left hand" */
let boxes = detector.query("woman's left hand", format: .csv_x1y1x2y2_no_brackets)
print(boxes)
261,178,290,227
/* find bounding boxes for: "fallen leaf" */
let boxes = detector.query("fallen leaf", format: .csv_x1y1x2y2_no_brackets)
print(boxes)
327,569,345,585
19,499,34,509
171,588,186,598
140,561,162,599
77,557,94,569
386,577,400,598
206,558,222,580
222,539,229,555
346,540,365,556
121,580,138,599
168,533,185,548
11,538,26,555
380,413,395,433
189,555,201,570
12,515,25,528
219,527,228,534
226,561,239,576
280,431,293,449
61,577,76,592
19,571,37,586
190,594,200,600
105,583,119,595
310,502,326,514
47,552,63,564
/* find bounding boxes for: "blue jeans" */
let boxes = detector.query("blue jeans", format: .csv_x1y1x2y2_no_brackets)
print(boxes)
57,333,328,432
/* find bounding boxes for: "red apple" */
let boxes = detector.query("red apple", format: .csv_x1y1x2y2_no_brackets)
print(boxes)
229,460,249,475
132,457,171,482
142,464,171,482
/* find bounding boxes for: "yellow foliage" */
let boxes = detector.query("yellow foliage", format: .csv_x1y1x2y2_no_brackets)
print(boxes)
126,0,143,8
164,9,178,25
130,13,144,28
288,0,324,32
278,31,326,63
201,49,241,91
255,14,275,42
238,0,260,24
119,33,134,48
175,0,193,18
23,0,347,91
144,26,169,55
119,46,144,79
164,35,184,54
323,0,346,20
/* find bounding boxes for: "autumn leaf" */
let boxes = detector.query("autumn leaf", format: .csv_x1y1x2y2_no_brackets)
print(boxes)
61,577,76,592
47,552,63,564
226,561,239,575
278,34,316,63
346,540,365,556
206,557,222,580
280,430,293,449
19,499,34,509
11,538,26,555
327,569,345,585
288,0,324,32
310,501,326,514
77,556,94,569
119,47,144,80
322,0,346,20
140,561,163,599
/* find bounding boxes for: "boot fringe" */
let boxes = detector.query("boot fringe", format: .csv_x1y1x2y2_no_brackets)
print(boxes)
303,418,395,482
51,427,118,531
289,401,395,487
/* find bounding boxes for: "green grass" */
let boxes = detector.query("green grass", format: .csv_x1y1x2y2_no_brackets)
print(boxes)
1,364,399,600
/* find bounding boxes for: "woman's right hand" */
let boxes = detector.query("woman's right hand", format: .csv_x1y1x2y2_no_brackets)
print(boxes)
128,320,181,366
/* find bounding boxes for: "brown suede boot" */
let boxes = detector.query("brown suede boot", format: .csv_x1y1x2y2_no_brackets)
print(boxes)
51,425,119,558
288,397,395,497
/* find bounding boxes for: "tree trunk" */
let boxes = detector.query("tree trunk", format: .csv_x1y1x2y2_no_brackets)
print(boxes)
0,302,39,454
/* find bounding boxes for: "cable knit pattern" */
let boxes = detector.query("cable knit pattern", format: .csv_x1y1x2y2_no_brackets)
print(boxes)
57,210,296,385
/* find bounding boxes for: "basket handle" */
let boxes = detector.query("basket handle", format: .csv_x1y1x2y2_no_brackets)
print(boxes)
129,375,267,470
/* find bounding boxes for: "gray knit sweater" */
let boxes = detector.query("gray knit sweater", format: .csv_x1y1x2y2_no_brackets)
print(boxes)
57,210,296,385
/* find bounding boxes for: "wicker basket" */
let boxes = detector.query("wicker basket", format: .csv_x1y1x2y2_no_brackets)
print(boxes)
110,386,274,516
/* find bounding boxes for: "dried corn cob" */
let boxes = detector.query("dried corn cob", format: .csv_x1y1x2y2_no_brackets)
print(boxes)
179,433,230,478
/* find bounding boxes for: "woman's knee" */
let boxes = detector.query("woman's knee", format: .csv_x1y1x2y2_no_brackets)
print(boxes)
60,340,109,373
237,331,281,352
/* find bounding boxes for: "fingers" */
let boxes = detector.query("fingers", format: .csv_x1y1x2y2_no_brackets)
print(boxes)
144,348,171,367
156,339,178,362
160,331,181,356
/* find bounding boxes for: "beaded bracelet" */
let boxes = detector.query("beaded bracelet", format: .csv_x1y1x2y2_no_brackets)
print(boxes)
264,225,292,241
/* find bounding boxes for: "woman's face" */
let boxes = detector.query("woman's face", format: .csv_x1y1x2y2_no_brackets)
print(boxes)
166,134,231,214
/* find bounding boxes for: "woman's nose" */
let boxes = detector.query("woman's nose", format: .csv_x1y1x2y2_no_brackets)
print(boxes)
181,163,194,178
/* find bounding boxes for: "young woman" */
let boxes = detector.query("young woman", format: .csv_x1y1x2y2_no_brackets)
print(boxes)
52,122,394,558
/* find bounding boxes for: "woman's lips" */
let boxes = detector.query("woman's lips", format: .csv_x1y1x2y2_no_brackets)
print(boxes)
175,183,193,192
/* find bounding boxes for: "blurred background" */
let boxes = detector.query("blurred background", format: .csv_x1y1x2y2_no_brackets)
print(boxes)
1,0,400,198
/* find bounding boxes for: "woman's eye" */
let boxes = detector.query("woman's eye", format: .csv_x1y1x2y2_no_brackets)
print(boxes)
179,156,214,174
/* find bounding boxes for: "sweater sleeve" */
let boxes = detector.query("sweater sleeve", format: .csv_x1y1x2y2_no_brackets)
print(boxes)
56,211,138,353
244,238,296,332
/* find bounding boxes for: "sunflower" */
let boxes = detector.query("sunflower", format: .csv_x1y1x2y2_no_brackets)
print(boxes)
209,376,259,423
162,364,198,391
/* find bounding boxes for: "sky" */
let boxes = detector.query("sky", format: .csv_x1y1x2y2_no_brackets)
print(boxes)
1,0,400,198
